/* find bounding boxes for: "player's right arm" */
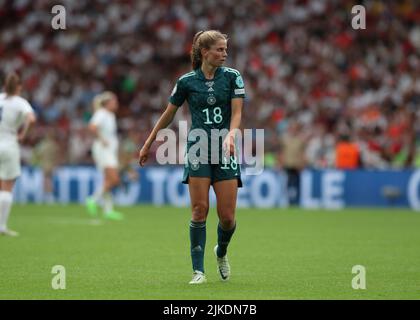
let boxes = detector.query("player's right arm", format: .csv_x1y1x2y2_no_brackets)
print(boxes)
139,103,178,167
88,123,108,147
88,111,108,146
139,76,188,167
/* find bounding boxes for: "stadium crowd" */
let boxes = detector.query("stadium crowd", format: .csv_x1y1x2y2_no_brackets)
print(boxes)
1,0,419,171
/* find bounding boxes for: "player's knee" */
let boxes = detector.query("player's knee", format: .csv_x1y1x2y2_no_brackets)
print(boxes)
218,215,235,229
107,170,119,186
191,202,209,219
113,174,120,186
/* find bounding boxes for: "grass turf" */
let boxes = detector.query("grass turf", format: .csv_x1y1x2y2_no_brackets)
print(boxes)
0,204,419,299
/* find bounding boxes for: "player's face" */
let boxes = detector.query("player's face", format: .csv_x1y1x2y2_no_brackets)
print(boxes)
204,39,227,67
106,96,119,112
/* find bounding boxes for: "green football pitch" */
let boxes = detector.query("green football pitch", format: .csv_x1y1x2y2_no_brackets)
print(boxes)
0,204,419,300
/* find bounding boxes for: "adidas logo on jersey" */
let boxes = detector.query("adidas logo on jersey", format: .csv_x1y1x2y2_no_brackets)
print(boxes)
205,81,214,92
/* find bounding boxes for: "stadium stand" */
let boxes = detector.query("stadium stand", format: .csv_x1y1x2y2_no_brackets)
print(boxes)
1,0,419,168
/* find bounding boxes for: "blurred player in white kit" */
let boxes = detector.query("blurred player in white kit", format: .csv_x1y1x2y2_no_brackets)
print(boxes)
85,91,124,220
0,72,36,236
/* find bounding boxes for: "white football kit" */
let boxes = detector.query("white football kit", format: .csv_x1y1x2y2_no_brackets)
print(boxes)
0,93,34,180
90,108,119,169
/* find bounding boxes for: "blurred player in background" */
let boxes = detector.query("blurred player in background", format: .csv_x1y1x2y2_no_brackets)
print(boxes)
0,72,36,236
139,30,245,284
85,91,123,221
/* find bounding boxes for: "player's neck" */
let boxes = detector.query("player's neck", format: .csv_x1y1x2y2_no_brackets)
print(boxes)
200,64,217,80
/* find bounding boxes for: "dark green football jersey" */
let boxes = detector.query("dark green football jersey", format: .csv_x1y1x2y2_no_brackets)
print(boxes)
169,67,245,132
169,67,245,162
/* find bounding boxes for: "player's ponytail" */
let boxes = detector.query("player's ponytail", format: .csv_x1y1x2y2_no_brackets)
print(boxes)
190,30,228,70
191,31,204,70
92,93,104,112
4,72,21,96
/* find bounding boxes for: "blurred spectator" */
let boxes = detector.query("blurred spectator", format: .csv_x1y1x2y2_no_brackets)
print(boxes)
68,125,93,165
0,0,419,170
31,127,61,203
279,121,306,205
305,123,335,168
335,133,361,170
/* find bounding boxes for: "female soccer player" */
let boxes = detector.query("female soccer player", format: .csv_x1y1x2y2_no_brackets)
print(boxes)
86,91,123,221
139,30,245,284
0,72,36,236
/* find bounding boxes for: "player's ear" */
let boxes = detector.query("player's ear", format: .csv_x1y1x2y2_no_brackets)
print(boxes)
201,47,208,59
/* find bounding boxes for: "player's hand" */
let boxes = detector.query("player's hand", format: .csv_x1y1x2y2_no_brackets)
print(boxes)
101,139,109,147
17,133,26,142
223,132,235,157
139,145,149,167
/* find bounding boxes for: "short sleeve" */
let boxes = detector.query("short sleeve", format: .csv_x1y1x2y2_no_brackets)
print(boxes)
230,71,245,99
19,98,34,115
90,110,105,126
169,78,187,107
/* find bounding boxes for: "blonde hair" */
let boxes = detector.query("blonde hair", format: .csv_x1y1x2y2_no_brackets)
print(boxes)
92,91,115,112
4,72,21,96
190,30,228,70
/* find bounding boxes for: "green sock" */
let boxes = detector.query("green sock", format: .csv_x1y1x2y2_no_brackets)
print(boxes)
190,220,206,273
217,222,236,258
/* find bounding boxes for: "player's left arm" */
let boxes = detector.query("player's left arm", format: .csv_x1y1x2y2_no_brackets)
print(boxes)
224,69,245,156
18,111,36,142
224,98,243,156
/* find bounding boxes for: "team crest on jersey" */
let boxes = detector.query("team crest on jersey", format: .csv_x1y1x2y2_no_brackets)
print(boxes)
235,75,244,88
190,159,200,171
207,95,216,105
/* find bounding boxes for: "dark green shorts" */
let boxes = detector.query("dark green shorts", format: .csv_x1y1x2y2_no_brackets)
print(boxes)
182,155,243,187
